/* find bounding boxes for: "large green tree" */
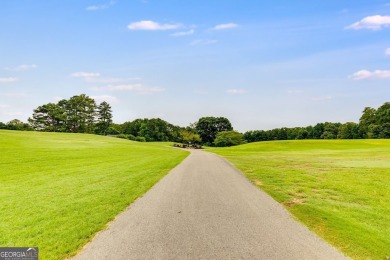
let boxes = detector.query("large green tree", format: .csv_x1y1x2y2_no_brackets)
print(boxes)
28,102,66,131
95,101,113,135
66,94,96,133
376,102,390,125
359,107,377,138
119,118,182,142
195,116,233,145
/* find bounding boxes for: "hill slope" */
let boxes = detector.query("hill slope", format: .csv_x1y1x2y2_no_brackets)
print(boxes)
0,130,188,259
209,140,390,259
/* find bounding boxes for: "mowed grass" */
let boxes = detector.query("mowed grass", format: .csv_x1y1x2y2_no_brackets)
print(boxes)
0,130,188,259
208,140,390,259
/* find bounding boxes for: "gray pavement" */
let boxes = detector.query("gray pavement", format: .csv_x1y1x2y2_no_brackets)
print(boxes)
74,150,347,260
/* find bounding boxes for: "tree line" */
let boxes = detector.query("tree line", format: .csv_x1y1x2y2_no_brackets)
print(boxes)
110,116,235,146
0,95,388,146
244,102,390,142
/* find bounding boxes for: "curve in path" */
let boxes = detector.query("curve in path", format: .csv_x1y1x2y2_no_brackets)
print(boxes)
74,150,347,259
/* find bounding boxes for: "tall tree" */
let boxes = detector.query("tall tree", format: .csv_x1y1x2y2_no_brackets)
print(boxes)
376,102,390,125
28,102,66,131
195,117,233,144
66,94,96,133
359,107,377,138
95,101,113,135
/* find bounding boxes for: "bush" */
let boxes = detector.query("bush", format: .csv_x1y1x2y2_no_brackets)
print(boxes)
116,134,128,139
214,131,244,147
135,136,146,142
127,134,136,141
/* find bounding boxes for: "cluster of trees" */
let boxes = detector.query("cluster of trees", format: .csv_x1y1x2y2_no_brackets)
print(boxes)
0,119,33,131
27,94,113,135
110,116,238,146
113,118,183,142
2,97,388,147
244,102,390,142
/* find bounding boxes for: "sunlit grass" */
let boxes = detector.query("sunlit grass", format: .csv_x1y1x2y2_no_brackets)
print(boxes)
209,140,390,259
0,130,188,259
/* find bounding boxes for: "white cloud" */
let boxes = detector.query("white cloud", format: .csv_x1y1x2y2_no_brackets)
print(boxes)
71,72,123,83
346,15,390,30
227,89,247,95
86,0,115,11
71,72,100,78
128,20,181,31
171,29,194,37
86,77,123,83
212,23,238,30
4,64,37,71
0,77,18,83
91,95,118,103
385,48,390,56
350,69,390,80
190,39,217,46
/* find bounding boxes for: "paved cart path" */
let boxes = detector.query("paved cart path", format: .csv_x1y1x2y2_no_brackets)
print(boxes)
74,150,347,260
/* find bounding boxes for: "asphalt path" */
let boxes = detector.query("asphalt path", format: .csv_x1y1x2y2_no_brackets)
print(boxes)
74,149,347,259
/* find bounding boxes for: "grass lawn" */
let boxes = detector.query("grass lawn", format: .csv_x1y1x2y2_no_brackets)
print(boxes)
0,130,188,259
208,140,390,260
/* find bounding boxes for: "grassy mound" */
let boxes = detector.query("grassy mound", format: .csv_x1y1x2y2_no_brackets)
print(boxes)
0,130,188,259
209,140,390,259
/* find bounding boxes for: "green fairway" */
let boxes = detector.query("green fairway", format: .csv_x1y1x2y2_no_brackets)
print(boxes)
208,140,390,260
0,130,188,259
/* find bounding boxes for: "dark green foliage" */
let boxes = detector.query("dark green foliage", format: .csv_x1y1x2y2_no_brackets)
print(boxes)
65,94,96,133
116,134,129,139
135,136,146,142
359,107,376,137
118,118,182,142
214,131,244,147
95,101,113,135
6,119,33,131
244,102,389,143
195,116,233,145
106,126,120,135
380,123,390,138
28,102,66,131
338,122,361,139
376,102,390,125
359,102,390,139
28,94,112,134
127,134,136,141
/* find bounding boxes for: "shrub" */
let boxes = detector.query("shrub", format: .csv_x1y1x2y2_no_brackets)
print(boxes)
127,134,136,141
135,136,146,142
214,131,244,147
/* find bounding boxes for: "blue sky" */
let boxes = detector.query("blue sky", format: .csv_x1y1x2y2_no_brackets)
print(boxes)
1,0,389,131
